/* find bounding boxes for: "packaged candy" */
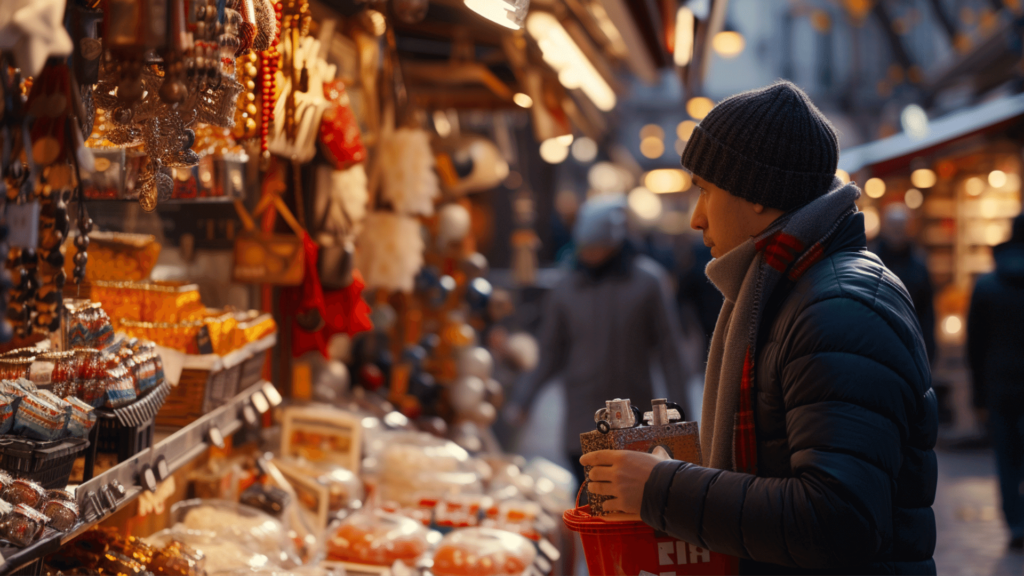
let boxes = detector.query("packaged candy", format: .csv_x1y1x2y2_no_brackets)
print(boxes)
104,362,137,409
110,534,158,565
0,470,14,492
326,510,431,566
65,300,115,350
0,358,32,380
2,479,46,507
2,504,49,546
127,340,161,394
99,552,148,576
432,528,536,576
41,498,79,531
0,392,17,435
46,488,75,502
32,351,83,398
36,390,73,430
75,350,114,408
239,483,292,517
66,396,97,438
13,393,69,441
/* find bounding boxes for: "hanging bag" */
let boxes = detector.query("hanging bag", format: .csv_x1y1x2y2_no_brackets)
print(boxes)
232,171,306,285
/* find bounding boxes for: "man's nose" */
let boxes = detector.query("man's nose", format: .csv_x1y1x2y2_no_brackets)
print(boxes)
690,197,707,231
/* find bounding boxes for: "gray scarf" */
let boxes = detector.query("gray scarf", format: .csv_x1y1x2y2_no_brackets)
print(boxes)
700,178,861,472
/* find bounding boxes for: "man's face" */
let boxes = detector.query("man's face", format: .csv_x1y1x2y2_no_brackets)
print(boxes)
689,176,787,258
689,177,758,258
578,245,617,267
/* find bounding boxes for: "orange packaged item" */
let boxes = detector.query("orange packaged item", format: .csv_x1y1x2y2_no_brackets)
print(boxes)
326,510,430,566
91,281,204,325
65,231,161,282
432,528,536,576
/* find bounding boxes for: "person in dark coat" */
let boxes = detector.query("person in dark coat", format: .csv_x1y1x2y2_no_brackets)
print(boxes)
507,195,690,487
582,81,937,575
968,212,1024,550
874,203,937,364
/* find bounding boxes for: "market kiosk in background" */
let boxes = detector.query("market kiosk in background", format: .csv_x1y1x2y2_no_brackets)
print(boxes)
839,92,1024,437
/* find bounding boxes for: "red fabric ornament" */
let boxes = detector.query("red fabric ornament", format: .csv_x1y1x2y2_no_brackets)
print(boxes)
283,233,373,358
318,80,367,169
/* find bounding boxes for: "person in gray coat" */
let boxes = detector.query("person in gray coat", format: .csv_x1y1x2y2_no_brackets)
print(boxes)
508,195,690,487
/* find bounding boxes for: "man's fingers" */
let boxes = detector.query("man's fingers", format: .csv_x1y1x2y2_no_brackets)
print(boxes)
580,450,618,467
586,481,615,497
587,465,613,482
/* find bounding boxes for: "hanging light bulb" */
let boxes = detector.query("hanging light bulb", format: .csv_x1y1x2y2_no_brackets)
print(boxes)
464,0,529,30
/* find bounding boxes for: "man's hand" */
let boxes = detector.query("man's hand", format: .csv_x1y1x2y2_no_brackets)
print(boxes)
580,448,670,515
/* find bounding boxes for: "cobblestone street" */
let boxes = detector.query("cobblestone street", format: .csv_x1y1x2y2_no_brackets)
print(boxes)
934,447,1023,575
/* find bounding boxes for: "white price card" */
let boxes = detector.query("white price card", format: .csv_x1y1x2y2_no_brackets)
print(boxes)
7,201,40,249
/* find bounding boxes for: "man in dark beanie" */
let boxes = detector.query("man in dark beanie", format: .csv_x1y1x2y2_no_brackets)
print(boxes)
582,80,938,574
968,212,1024,551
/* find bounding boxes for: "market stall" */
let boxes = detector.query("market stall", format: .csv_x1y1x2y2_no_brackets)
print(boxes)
0,0,691,571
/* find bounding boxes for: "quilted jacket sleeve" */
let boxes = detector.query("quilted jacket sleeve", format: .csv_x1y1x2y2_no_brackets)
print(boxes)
641,295,925,569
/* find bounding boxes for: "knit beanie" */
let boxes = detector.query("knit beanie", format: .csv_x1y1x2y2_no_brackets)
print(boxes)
574,195,627,249
681,80,840,212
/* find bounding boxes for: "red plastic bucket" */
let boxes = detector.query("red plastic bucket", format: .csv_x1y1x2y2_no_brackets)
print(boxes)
563,504,738,576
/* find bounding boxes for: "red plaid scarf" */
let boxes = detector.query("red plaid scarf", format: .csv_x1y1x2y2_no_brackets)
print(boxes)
731,203,856,475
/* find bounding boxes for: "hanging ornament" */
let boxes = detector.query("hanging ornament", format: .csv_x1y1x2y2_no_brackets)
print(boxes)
393,0,430,24
379,128,439,216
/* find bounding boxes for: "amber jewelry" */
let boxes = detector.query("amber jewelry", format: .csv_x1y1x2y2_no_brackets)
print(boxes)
260,3,281,157
233,52,259,140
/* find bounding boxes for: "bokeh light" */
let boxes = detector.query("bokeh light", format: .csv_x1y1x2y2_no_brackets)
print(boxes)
865,178,886,198
905,188,924,209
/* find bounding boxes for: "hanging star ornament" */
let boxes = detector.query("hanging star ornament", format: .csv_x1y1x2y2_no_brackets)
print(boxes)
0,0,74,77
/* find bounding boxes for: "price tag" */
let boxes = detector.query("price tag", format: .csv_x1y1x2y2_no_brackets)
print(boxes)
29,361,55,386
7,201,40,249
195,325,214,354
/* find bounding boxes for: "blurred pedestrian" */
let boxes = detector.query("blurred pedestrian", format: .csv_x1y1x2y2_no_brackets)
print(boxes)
874,203,937,363
581,81,937,575
506,195,690,487
967,212,1024,550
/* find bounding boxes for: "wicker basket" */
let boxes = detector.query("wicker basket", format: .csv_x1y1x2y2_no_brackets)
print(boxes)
155,363,241,427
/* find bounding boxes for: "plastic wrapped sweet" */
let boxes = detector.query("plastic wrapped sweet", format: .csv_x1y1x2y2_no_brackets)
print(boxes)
104,362,138,408
1,504,49,547
368,432,483,508
31,352,83,398
65,300,116,350
41,498,79,531
66,396,98,438
0,392,17,435
143,499,302,574
432,528,536,576
75,350,116,408
13,393,69,441
0,358,32,380
326,510,431,566
36,390,72,428
0,379,33,401
2,479,46,507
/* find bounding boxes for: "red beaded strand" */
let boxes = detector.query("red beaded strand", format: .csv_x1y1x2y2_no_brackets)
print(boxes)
259,2,282,156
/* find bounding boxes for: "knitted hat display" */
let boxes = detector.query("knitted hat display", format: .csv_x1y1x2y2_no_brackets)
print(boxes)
680,80,840,212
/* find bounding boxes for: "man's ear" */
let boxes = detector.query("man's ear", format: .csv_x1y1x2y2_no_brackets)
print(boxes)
753,203,766,214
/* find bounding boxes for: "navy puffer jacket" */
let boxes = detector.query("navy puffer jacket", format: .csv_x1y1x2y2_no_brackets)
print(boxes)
641,213,938,575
